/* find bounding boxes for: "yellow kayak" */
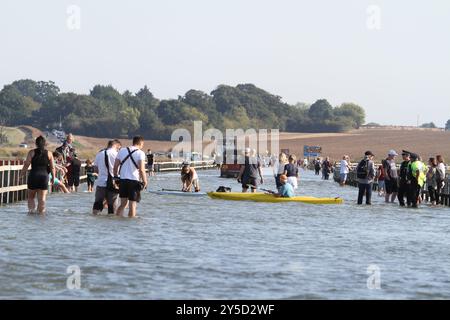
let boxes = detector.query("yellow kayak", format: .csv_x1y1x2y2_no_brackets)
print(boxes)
207,192,343,204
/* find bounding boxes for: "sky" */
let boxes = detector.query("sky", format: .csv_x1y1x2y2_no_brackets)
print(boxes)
1,0,449,127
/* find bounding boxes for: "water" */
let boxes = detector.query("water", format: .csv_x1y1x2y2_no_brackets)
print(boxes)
1,168,450,299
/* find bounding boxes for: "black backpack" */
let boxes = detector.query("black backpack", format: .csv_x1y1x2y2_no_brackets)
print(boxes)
356,159,369,179
216,186,231,192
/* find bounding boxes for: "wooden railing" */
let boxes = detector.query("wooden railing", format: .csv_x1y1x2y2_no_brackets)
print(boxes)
0,160,88,205
154,160,216,172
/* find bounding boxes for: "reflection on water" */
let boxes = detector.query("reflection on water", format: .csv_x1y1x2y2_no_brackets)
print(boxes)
1,168,450,299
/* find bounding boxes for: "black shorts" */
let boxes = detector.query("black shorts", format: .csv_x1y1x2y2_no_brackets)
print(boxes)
242,177,258,189
28,171,49,190
385,179,399,194
119,179,142,202
68,175,80,187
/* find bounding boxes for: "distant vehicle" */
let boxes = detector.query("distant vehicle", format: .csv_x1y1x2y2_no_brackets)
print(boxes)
52,129,66,138
19,143,28,148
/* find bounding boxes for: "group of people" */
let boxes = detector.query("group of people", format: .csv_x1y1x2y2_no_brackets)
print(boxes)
236,149,303,198
354,150,447,207
20,132,447,214
313,157,333,180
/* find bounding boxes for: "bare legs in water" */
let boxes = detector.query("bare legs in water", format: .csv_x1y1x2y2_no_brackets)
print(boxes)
27,189,48,214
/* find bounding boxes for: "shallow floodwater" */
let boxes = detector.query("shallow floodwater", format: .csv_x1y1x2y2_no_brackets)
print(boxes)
1,168,450,299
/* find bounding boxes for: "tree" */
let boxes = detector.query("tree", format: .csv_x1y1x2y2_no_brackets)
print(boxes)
308,99,333,121
10,79,59,104
0,117,8,144
334,103,366,129
446,119,450,131
90,85,127,112
0,85,40,125
0,79,370,140
182,89,220,128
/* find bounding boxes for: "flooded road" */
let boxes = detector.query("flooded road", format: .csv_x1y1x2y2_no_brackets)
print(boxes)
1,168,450,299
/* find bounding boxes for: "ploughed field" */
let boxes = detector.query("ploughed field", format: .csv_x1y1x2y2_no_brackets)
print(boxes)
278,129,450,162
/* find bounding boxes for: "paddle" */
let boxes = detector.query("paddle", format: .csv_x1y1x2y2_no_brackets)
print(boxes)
246,184,276,194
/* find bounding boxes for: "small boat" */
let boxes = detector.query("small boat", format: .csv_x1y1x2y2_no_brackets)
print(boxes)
149,189,207,197
207,192,343,204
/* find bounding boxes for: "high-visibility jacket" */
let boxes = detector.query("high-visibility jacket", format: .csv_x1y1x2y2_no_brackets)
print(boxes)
410,160,427,187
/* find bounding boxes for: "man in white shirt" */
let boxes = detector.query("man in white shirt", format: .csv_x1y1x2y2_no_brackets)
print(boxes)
113,136,148,218
92,139,121,214
339,155,350,186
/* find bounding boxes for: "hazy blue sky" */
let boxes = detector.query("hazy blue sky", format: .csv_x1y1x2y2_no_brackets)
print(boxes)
1,0,449,127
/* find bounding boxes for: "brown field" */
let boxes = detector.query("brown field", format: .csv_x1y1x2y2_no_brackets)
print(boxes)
2,126,449,163
278,129,450,162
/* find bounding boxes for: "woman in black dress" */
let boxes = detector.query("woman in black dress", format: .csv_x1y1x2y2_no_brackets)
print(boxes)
20,136,55,214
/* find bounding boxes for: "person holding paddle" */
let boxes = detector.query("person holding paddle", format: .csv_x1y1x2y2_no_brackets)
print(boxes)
276,174,294,198
247,174,294,198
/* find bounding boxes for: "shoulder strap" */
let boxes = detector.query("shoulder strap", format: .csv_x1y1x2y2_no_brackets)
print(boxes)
128,148,140,170
104,150,109,170
119,147,140,173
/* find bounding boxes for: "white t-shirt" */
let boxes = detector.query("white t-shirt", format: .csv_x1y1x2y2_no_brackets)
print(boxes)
437,163,446,179
94,148,118,187
340,160,349,174
117,146,146,181
274,161,287,175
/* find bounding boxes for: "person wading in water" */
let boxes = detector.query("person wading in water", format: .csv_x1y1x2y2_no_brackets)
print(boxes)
237,148,264,193
20,136,56,214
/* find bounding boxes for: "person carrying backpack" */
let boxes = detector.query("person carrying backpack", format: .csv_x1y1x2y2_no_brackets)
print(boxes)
356,151,376,205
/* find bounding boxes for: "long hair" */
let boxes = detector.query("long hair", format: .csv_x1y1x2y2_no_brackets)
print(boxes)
35,136,46,156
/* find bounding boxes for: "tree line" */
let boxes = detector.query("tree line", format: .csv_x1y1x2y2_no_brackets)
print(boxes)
0,79,367,140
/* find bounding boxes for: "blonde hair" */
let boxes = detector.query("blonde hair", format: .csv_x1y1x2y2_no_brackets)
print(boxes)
289,154,296,162
279,153,287,163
